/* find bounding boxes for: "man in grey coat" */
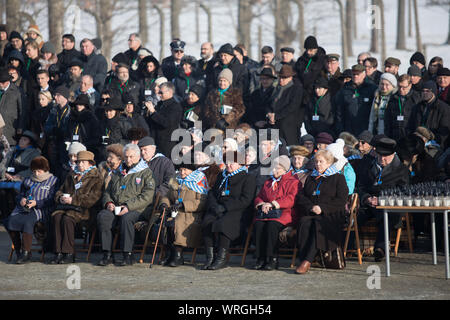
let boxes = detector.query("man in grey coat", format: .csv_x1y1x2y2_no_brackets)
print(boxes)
80,38,107,93
0,68,27,146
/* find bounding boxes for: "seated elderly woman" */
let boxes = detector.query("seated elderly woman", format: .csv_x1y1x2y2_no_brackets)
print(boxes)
203,69,245,131
289,145,312,185
97,143,123,191
295,149,348,274
326,139,356,195
0,131,41,220
201,151,256,270
49,151,103,264
158,152,209,267
60,142,86,183
5,156,58,264
253,155,300,270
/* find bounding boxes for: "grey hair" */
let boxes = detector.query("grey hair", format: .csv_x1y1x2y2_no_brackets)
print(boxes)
160,82,175,93
358,52,371,59
129,33,141,43
123,143,141,156
82,74,93,85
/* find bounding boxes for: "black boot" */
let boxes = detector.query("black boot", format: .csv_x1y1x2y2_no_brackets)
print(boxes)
209,247,228,270
253,257,266,270
202,247,215,270
117,252,134,266
16,251,32,264
49,253,64,265
60,253,75,264
263,257,278,270
169,247,184,267
160,245,174,266
97,251,114,266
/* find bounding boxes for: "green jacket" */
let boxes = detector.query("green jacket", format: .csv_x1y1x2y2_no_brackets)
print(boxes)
103,159,155,213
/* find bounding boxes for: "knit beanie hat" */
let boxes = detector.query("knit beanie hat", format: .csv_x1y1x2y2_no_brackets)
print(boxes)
315,132,334,145
68,142,87,155
218,68,233,85
409,51,426,66
407,65,422,77
41,42,56,54
326,138,345,160
380,72,398,88
304,36,318,49
274,155,291,172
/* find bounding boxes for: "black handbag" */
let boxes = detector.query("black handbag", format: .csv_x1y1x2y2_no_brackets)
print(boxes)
317,246,346,270
256,207,282,219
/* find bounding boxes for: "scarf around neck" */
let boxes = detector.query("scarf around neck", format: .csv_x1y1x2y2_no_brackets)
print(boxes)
311,164,339,178
219,166,248,189
177,169,209,195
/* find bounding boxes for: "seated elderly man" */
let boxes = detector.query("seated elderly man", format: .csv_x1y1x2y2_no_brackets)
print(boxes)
355,136,409,262
96,143,155,266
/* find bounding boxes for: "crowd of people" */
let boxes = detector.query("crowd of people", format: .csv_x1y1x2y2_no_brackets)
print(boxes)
0,23,449,274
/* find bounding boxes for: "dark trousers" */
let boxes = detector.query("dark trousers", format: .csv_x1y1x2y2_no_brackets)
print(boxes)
97,209,142,253
53,213,76,254
254,220,284,259
202,222,231,250
357,207,403,250
297,216,319,263
8,230,33,252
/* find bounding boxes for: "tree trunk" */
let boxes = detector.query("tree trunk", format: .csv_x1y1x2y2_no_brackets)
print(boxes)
369,0,379,53
199,3,212,43
447,6,450,44
292,0,305,50
352,0,357,39
408,0,412,37
99,0,113,63
396,0,406,50
274,0,296,53
5,0,20,32
379,0,386,64
336,0,348,70
138,0,148,46
0,0,5,24
258,25,262,61
195,1,199,43
412,0,422,52
238,0,253,52
154,4,165,61
171,0,181,40
345,0,354,57
48,0,65,53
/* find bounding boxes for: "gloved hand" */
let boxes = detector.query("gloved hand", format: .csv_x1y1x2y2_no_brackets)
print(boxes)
214,204,226,218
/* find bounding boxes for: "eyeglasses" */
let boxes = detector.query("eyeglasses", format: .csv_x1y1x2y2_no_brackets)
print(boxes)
398,85,410,89
173,50,184,53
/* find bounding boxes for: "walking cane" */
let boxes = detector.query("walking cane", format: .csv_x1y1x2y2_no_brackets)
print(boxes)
149,207,166,268
139,193,161,263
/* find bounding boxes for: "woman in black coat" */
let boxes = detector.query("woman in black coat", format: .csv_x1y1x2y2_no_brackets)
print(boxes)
304,77,335,137
201,151,256,270
138,55,162,100
173,55,203,102
295,149,348,274
64,94,101,158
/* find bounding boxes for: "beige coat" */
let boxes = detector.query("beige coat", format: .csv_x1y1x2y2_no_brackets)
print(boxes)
161,178,207,248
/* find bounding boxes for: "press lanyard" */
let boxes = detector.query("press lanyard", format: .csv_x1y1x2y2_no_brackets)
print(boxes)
314,95,324,116
398,97,403,116
75,125,80,135
354,89,360,98
27,183,38,200
184,106,195,119
185,76,190,93
26,59,31,71
305,59,312,72
57,107,68,128
313,179,322,196
146,78,155,89
377,167,383,185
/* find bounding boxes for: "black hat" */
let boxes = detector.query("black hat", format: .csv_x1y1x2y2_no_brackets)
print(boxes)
233,46,244,56
374,137,397,156
258,67,277,79
340,69,353,79
170,40,185,51
181,55,197,67
104,95,123,111
422,80,437,95
92,38,102,50
0,24,7,33
409,51,426,66
437,67,450,77
189,84,204,99
122,92,135,106
69,59,84,69
304,36,318,49
19,130,38,145
8,31,22,42
280,47,295,54
358,130,374,144
218,43,234,56
138,136,156,148
112,52,128,64
54,85,71,100
314,77,328,89
407,65,422,77
71,94,91,109
261,46,273,54
0,68,12,82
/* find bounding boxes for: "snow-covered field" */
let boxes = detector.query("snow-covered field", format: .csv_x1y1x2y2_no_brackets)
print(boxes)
25,0,450,72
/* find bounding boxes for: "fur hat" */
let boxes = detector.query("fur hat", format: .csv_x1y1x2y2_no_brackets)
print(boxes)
26,25,42,37
414,126,435,141
374,137,397,156
127,127,149,141
218,68,233,85
289,145,311,158
68,142,87,155
30,156,50,172
106,143,124,160
339,132,359,148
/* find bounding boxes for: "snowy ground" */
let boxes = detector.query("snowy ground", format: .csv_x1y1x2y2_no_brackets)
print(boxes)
20,0,450,71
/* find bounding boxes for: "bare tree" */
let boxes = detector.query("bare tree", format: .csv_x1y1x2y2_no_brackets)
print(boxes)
48,0,65,52
396,0,407,50
138,0,148,46
199,2,212,43
345,0,354,57
238,0,254,51
153,4,165,60
412,0,422,52
291,0,305,49
171,0,182,40
336,0,348,69
369,0,380,53
5,0,20,32
0,0,5,24
447,5,450,44
408,0,412,37
379,0,386,64
273,0,296,52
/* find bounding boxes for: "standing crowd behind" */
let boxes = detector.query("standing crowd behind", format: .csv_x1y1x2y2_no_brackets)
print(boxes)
0,23,449,274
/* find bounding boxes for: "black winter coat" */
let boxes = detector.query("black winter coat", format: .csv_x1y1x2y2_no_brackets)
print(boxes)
210,57,250,94
146,97,183,158
270,80,304,146
57,48,83,75
384,90,422,141
297,173,349,251
80,52,108,92
294,51,327,105
173,69,203,102
408,98,450,148
160,56,181,82
106,78,141,107
334,79,378,136
244,86,275,126
203,171,256,240
147,154,176,197
64,108,101,155
304,91,335,137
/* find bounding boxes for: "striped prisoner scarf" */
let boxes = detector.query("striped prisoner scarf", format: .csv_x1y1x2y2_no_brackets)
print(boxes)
177,169,209,195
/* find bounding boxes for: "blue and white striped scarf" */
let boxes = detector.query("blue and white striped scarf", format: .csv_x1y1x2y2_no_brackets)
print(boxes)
74,165,97,177
117,159,148,176
310,164,339,178
347,154,362,161
219,166,248,189
177,170,209,195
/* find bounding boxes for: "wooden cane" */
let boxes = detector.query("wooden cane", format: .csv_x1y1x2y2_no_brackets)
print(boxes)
139,193,161,263
149,207,166,268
